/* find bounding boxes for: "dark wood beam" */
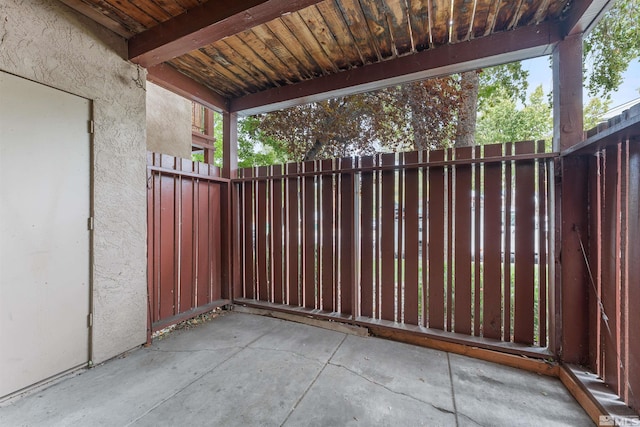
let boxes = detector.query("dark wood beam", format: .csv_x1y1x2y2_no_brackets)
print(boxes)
129,0,325,68
563,0,615,36
59,0,134,38
147,64,229,113
230,21,562,115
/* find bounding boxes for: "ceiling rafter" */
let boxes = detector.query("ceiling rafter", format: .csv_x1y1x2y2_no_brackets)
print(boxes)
562,0,615,36
229,21,562,115
129,0,326,67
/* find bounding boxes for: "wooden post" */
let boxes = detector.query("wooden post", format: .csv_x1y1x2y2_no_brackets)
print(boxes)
222,111,239,302
203,107,215,164
552,34,589,364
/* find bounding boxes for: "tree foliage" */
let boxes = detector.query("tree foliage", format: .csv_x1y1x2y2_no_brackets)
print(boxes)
476,85,552,146
584,0,640,99
254,78,462,161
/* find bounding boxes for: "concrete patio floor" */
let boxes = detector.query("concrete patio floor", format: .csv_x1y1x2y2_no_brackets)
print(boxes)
0,311,592,426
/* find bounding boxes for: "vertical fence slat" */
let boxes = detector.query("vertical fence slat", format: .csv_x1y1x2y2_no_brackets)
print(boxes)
604,145,622,392
286,163,300,306
196,179,211,306
321,159,335,312
272,165,284,304
454,146,473,335
626,141,640,410
447,148,454,331
180,174,195,312
243,168,255,299
360,155,375,318
160,172,176,319
210,183,222,301
588,152,603,373
514,141,536,344
404,151,419,325
473,145,482,336
340,157,355,316
536,140,548,347
503,142,513,342
380,153,396,322
428,149,445,330
303,160,317,309
256,166,269,301
421,150,429,327
482,143,503,339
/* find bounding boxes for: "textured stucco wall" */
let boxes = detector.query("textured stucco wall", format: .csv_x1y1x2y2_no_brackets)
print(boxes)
0,0,147,363
146,82,192,158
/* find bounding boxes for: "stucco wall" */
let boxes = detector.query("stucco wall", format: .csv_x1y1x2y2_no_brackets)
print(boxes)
146,82,192,158
0,0,147,363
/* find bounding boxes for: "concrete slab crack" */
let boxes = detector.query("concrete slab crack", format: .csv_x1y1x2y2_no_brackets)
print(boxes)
327,362,455,416
447,352,460,427
125,331,273,426
248,345,328,365
279,334,349,427
457,411,485,426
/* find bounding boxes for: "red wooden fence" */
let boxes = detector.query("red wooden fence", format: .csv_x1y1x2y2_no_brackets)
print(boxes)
583,139,640,412
147,153,230,335
234,141,554,352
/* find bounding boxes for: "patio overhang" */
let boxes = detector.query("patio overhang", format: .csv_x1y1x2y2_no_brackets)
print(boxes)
60,0,615,115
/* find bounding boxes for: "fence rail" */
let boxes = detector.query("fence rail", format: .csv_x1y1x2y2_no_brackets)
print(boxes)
147,153,229,335
234,141,554,350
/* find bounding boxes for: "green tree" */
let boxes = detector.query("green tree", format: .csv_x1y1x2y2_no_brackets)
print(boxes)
583,97,612,131
476,85,552,146
583,0,640,99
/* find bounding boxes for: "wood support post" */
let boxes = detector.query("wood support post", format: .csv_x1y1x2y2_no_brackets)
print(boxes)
552,34,590,364
222,112,238,179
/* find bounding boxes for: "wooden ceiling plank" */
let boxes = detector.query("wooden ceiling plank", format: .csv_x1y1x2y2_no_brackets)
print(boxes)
407,0,431,51
173,0,200,9
169,56,245,97
151,0,187,16
265,19,325,78
335,0,381,63
230,20,561,114
429,0,450,46
493,0,520,32
236,29,299,84
223,36,285,86
516,0,545,26
213,39,277,89
451,0,475,42
147,63,230,112
359,0,395,59
59,0,136,37
102,0,158,28
482,0,502,36
298,6,350,71
316,0,365,67
195,46,264,93
531,0,554,24
129,0,173,23
281,11,339,74
250,24,314,81
129,0,326,67
382,0,413,56
470,0,492,38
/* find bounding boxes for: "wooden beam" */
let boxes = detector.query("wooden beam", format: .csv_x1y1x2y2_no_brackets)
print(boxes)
563,0,616,36
230,21,562,115
58,0,134,38
129,0,325,67
147,64,229,113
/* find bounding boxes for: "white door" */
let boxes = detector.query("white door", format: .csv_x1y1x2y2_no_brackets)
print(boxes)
0,72,90,398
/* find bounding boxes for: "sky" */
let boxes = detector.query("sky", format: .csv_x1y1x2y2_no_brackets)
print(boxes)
520,55,640,110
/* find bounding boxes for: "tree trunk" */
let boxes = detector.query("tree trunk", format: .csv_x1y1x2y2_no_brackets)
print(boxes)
455,70,480,147
303,139,323,161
